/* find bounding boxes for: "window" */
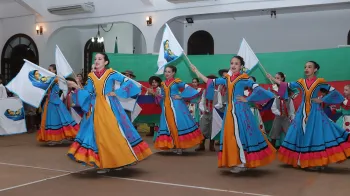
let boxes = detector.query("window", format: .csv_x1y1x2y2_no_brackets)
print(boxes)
1,34,38,84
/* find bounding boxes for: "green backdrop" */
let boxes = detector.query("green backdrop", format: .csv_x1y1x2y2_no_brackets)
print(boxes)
104,47,350,83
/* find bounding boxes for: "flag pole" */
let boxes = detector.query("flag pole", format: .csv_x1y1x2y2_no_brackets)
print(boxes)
258,62,273,84
182,52,192,67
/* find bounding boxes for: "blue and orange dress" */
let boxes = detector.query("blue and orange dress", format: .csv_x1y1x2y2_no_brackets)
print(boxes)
37,79,79,144
206,73,276,168
154,78,204,150
67,68,152,169
278,77,350,168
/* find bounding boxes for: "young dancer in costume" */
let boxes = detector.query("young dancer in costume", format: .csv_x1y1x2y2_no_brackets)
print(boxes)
62,78,84,124
187,78,203,125
37,64,79,146
196,75,220,152
244,76,266,134
146,76,162,138
67,53,152,173
336,84,350,132
153,65,204,155
191,56,276,173
269,72,296,148
267,61,350,170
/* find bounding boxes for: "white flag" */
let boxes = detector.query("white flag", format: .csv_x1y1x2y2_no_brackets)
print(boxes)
55,45,73,97
155,23,184,75
228,38,259,76
55,45,74,78
211,108,224,140
237,38,259,73
0,98,27,135
131,103,142,122
6,59,56,108
114,71,142,111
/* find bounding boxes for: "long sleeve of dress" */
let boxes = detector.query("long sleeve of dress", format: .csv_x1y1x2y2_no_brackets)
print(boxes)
110,72,141,98
72,78,95,113
320,84,345,105
246,80,275,103
176,81,200,100
205,78,226,100
278,82,301,100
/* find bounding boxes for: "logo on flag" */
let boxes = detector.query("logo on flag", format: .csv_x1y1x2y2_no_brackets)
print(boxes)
156,23,184,75
6,59,56,108
0,98,27,135
4,107,24,121
28,70,54,90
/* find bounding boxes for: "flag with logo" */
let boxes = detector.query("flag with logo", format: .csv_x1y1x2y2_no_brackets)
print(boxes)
0,97,27,135
6,59,56,108
155,23,184,75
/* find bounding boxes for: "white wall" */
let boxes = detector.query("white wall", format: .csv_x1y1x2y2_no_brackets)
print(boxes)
0,19,146,73
183,9,350,54
0,15,46,68
45,28,83,72
100,23,134,54
133,26,147,54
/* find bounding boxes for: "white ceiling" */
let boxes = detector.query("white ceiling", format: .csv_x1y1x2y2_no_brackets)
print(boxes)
0,0,33,19
174,2,350,22
0,0,15,4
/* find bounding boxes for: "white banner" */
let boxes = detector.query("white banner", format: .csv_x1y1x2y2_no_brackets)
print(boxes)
6,59,56,108
156,23,184,75
55,45,74,78
55,45,73,97
211,108,224,140
0,98,27,135
237,38,259,73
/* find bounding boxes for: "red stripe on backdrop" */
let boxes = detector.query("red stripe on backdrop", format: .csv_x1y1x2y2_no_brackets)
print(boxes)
139,103,162,115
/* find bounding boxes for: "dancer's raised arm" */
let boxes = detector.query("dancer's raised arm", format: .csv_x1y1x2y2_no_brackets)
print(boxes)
190,64,208,83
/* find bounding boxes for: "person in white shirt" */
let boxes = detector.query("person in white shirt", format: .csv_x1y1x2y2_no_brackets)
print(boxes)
196,75,220,152
269,72,296,148
0,74,8,99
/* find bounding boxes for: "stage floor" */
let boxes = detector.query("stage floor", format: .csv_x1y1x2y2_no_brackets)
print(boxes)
0,133,349,196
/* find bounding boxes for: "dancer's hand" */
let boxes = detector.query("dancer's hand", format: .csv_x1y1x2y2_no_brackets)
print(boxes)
236,96,247,102
311,98,323,103
190,64,197,73
147,88,154,95
173,95,182,100
266,73,273,80
107,92,117,97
